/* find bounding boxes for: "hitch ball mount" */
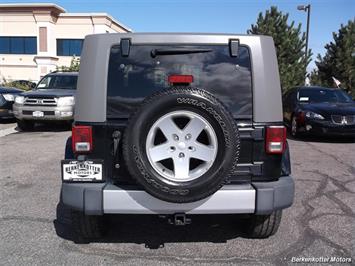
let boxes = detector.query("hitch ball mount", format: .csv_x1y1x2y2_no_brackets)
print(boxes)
166,213,191,226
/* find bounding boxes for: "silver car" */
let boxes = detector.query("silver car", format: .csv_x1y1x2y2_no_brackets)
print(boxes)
13,72,77,130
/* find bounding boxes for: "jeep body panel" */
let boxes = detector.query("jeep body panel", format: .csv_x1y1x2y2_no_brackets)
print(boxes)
61,176,294,215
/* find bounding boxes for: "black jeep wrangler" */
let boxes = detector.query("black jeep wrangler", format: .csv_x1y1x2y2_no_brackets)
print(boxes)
60,33,294,239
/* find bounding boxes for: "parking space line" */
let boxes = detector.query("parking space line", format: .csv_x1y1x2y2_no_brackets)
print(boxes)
0,126,17,138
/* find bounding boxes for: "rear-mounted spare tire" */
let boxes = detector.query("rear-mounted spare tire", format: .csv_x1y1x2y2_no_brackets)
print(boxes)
123,88,240,203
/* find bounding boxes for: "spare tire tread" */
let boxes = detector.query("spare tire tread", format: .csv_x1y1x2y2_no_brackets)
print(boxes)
244,210,282,238
71,210,106,239
123,87,240,203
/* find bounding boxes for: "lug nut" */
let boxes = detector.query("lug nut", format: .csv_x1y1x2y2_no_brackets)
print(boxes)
173,134,179,141
185,134,192,140
188,146,195,151
178,152,185,158
170,146,176,152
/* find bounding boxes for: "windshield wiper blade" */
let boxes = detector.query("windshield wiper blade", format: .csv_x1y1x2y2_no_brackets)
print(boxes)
151,48,212,58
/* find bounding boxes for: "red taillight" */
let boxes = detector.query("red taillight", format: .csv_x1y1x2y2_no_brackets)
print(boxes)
265,126,286,154
72,125,93,153
297,111,305,125
168,75,193,85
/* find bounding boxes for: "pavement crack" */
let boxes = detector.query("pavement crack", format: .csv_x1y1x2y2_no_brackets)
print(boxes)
326,194,354,216
309,213,355,220
304,169,355,194
0,215,52,224
274,163,354,261
307,142,354,169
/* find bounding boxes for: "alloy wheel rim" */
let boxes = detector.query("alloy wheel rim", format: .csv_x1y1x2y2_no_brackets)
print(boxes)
145,110,218,182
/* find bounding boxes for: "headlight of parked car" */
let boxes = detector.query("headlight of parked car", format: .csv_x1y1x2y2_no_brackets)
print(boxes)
57,96,75,106
305,111,324,120
2,94,15,102
14,95,25,104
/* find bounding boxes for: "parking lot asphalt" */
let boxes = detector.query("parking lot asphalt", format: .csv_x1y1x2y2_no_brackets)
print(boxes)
0,125,354,265
0,120,16,131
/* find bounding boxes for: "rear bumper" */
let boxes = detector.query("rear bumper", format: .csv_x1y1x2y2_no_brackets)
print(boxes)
61,176,294,215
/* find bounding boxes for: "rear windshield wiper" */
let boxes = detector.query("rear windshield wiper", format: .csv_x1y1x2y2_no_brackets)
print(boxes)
151,48,212,58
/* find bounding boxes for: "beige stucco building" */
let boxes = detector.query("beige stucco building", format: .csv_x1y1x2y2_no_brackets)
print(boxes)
0,3,131,82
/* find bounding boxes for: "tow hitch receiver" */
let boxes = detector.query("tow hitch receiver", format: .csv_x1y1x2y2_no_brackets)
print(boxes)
168,213,191,226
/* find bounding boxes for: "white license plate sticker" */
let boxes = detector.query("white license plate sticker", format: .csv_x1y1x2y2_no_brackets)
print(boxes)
62,161,103,181
33,111,44,117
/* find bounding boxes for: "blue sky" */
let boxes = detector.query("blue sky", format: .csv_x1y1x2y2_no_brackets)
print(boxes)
3,0,355,70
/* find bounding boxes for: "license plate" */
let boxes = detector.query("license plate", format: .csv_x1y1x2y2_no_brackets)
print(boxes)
62,160,103,181
33,111,44,117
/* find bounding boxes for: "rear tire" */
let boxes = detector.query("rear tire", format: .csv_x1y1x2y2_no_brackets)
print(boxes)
17,119,34,131
243,210,282,238
71,210,106,240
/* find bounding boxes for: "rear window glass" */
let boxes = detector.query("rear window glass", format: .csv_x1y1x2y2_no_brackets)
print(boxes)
107,44,252,118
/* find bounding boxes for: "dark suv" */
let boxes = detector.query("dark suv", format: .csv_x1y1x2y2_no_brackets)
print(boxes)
60,33,294,239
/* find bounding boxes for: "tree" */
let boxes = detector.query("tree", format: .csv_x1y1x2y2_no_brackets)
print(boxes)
314,19,355,96
0,78,33,91
309,68,324,86
56,56,80,72
248,6,311,92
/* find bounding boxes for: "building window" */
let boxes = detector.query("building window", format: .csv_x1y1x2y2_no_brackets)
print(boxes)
57,39,83,56
0,37,37,54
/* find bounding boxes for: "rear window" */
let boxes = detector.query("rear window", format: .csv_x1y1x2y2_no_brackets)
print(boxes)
107,44,252,118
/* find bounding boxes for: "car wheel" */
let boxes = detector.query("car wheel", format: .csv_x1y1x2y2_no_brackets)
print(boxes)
243,210,282,238
291,115,299,138
57,189,106,241
16,120,34,131
71,210,107,240
123,87,240,203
